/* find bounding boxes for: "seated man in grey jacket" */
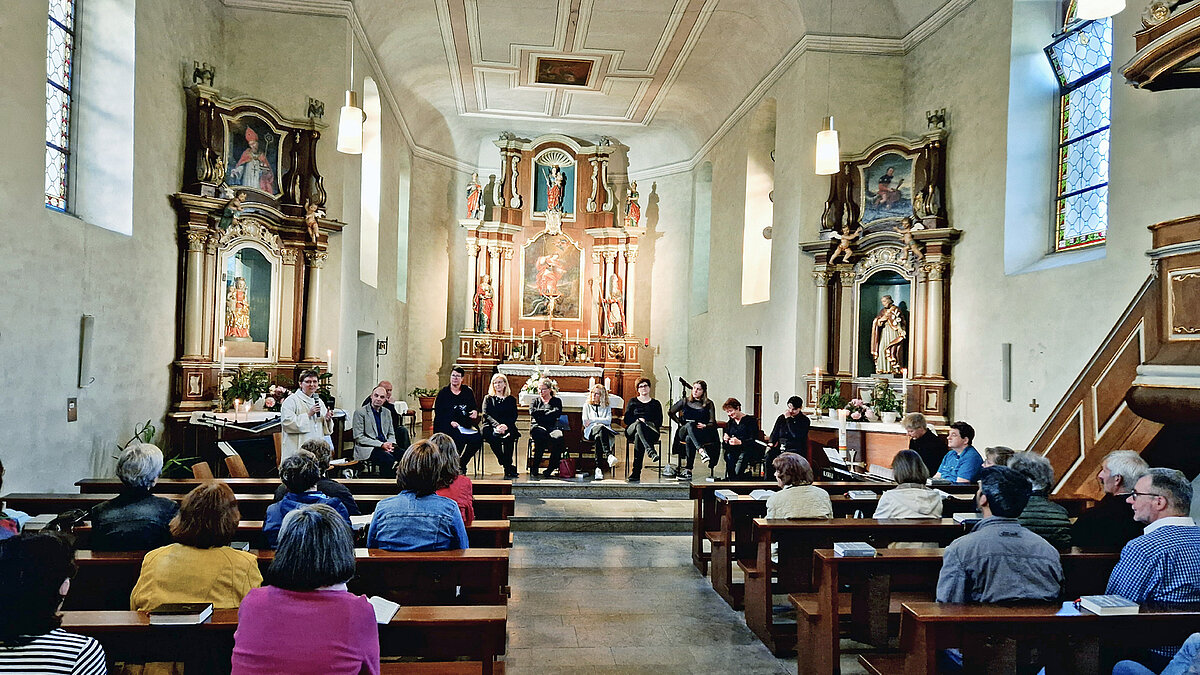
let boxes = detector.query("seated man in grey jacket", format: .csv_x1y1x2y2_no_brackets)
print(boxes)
936,465,1063,603
353,386,399,477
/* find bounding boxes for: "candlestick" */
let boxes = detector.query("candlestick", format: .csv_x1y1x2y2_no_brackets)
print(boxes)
900,368,908,415
220,344,226,371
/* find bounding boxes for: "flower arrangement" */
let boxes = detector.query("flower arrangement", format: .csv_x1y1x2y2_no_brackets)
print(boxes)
264,384,290,412
844,398,870,421
222,366,270,409
522,370,558,394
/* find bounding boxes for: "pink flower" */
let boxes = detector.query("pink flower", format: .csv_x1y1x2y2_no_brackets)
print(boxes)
264,397,275,408
850,411,862,420
268,385,277,394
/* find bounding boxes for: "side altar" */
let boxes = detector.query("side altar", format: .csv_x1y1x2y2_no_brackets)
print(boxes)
455,134,645,405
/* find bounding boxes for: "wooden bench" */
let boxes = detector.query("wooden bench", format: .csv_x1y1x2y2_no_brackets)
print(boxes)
796,548,1121,675
741,518,967,655
864,600,1200,675
69,519,512,550
62,605,507,675
75,477,513,495
4,492,516,521
66,548,510,611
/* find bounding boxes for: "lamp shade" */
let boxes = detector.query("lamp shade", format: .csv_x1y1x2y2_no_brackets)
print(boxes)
815,116,840,175
337,90,364,155
1075,0,1125,20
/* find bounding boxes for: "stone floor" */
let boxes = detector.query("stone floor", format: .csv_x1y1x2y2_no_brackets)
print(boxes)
503,532,869,675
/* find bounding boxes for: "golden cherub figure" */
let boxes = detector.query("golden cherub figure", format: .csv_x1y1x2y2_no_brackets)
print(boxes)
829,224,863,264
896,217,925,262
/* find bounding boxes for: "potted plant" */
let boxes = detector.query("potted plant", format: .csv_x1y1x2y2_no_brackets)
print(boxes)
871,378,902,424
222,366,270,410
410,387,439,411
816,380,845,417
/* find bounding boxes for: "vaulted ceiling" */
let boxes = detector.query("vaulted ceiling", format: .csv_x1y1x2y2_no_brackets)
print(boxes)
345,0,968,174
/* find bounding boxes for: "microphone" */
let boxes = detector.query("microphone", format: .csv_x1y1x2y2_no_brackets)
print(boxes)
678,376,691,391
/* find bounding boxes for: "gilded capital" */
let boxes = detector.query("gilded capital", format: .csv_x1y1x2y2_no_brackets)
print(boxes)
186,230,208,252
280,247,299,265
812,270,832,286
305,250,328,269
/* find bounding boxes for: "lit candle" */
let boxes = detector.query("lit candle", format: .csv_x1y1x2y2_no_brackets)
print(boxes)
814,367,820,404
837,408,848,452
220,344,226,371
234,399,240,421
604,377,611,390
522,328,526,341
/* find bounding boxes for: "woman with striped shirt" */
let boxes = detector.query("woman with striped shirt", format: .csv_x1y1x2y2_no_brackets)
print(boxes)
0,532,107,674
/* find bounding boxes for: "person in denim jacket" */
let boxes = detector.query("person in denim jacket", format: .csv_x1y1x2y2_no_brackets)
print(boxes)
264,452,350,548
367,440,468,552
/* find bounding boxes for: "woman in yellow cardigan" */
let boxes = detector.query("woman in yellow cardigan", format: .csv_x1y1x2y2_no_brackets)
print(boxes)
131,480,262,611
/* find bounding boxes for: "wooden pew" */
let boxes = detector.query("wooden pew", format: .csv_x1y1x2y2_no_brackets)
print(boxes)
796,548,1121,675
708,492,977,609
740,518,967,655
69,519,512,550
75,477,513,495
865,601,1200,675
3,492,516,521
62,605,507,675
66,548,510,611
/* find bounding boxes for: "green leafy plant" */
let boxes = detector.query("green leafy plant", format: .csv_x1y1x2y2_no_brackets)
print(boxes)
222,366,270,408
113,421,195,478
871,378,902,414
409,386,439,399
817,380,845,411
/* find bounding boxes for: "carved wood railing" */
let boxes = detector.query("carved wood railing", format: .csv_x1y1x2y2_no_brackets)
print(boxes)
1031,276,1164,499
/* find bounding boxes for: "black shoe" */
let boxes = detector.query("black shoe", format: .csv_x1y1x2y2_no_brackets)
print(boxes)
541,470,554,478
627,474,640,483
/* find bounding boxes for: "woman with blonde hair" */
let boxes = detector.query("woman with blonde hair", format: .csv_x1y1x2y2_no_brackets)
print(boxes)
582,383,617,481
429,433,474,525
529,378,565,479
482,373,520,479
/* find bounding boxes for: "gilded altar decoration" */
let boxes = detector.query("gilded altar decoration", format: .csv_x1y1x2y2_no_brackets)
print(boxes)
624,181,641,228
466,172,484,219
225,277,251,340
870,295,907,375
472,274,494,333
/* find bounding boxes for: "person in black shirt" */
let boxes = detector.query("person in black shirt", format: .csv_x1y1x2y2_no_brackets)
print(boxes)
89,444,179,552
528,378,565,479
903,412,947,474
359,380,411,454
721,398,761,480
433,366,484,474
623,377,663,483
1071,450,1149,550
482,373,520,479
767,396,811,467
667,380,718,481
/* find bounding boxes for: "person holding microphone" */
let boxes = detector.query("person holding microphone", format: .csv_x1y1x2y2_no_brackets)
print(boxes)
281,369,333,463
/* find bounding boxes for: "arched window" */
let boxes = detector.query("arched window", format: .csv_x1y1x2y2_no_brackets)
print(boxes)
359,77,382,286
742,99,775,305
1044,9,1111,252
45,0,78,212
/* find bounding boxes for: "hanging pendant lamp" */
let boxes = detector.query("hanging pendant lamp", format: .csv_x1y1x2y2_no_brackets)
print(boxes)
337,29,364,155
815,116,839,175
1075,0,1125,20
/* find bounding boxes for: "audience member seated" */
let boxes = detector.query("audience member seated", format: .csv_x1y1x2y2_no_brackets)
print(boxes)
982,445,1014,468
263,452,350,548
131,480,262,612
1106,468,1200,664
582,384,618,481
766,396,810,467
874,450,943,519
0,532,107,673
231,505,379,675
721,397,761,480
903,412,947,474
360,379,412,450
367,440,468,552
1009,451,1072,550
933,421,984,484
1073,450,1149,550
1114,633,1200,675
89,444,179,552
0,457,28,540
529,378,566,479
623,377,663,484
354,385,399,478
765,453,833,519
433,366,484,475
936,466,1063,603
481,373,520,479
273,439,360,516
429,433,474,526
667,379,718,481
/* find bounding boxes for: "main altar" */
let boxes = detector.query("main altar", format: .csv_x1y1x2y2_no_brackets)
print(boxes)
455,134,644,405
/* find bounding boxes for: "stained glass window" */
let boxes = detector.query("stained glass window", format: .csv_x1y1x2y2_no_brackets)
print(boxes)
1045,10,1111,252
45,0,77,212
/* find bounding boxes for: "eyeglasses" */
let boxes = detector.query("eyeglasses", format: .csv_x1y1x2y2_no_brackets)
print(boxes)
1122,490,1165,500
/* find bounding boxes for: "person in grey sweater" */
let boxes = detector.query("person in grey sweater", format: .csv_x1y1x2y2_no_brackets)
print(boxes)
1009,451,1072,550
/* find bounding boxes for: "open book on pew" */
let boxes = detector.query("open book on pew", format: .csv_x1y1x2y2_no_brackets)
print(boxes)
368,596,401,624
149,602,213,625
749,490,775,501
953,511,982,525
350,514,372,531
1079,595,1139,615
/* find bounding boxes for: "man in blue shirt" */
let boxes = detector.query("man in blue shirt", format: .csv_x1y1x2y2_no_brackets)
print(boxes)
1107,468,1200,665
934,421,983,483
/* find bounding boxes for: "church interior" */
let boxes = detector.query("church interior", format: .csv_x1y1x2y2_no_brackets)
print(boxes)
4,0,1200,672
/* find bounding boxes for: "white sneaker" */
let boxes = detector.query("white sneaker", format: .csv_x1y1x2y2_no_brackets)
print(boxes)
698,448,710,464
594,468,604,480
661,464,676,478
607,453,618,468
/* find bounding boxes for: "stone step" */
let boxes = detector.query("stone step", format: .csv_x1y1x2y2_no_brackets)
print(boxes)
511,497,692,533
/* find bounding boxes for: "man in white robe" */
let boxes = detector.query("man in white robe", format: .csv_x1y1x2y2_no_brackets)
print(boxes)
280,369,331,463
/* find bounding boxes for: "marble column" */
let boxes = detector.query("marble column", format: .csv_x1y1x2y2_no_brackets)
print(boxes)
812,269,831,375
500,246,514,332
912,266,928,378
591,251,603,337
182,231,207,358
201,235,218,358
835,266,856,377
465,240,480,330
488,244,501,332
924,259,948,377
278,248,298,361
624,245,638,335
302,250,328,361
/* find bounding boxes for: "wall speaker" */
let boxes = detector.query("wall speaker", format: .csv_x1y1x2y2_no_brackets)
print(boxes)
1001,342,1012,402
79,314,95,388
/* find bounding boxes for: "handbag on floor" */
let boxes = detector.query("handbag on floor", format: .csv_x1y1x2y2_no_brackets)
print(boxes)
558,457,576,478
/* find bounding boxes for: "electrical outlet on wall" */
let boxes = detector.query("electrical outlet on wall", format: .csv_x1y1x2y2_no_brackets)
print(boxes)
67,398,78,422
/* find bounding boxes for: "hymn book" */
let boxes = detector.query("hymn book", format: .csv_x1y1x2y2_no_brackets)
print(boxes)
1079,595,1139,615
846,490,879,500
833,542,877,557
369,596,401,624
148,602,213,625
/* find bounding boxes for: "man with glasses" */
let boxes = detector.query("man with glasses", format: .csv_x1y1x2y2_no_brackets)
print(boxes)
1106,467,1200,665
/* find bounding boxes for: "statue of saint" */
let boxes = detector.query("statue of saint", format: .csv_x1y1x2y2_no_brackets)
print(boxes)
544,165,565,212
304,200,324,243
225,277,251,340
603,274,625,337
217,192,245,230
870,295,907,375
465,172,484,219
624,181,641,228
896,217,925,262
472,275,493,333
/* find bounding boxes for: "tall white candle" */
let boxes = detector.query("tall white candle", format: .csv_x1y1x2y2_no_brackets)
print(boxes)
900,368,908,415
234,399,240,422
837,408,848,451
813,367,820,406
522,328,526,341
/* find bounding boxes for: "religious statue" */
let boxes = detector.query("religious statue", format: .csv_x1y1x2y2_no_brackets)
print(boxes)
603,274,625,337
304,200,324,244
225,276,251,340
829,224,863,264
870,295,907,375
896,217,925,262
465,172,484,219
227,127,276,194
216,192,246,230
624,181,641,229
472,274,494,333
544,165,565,212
